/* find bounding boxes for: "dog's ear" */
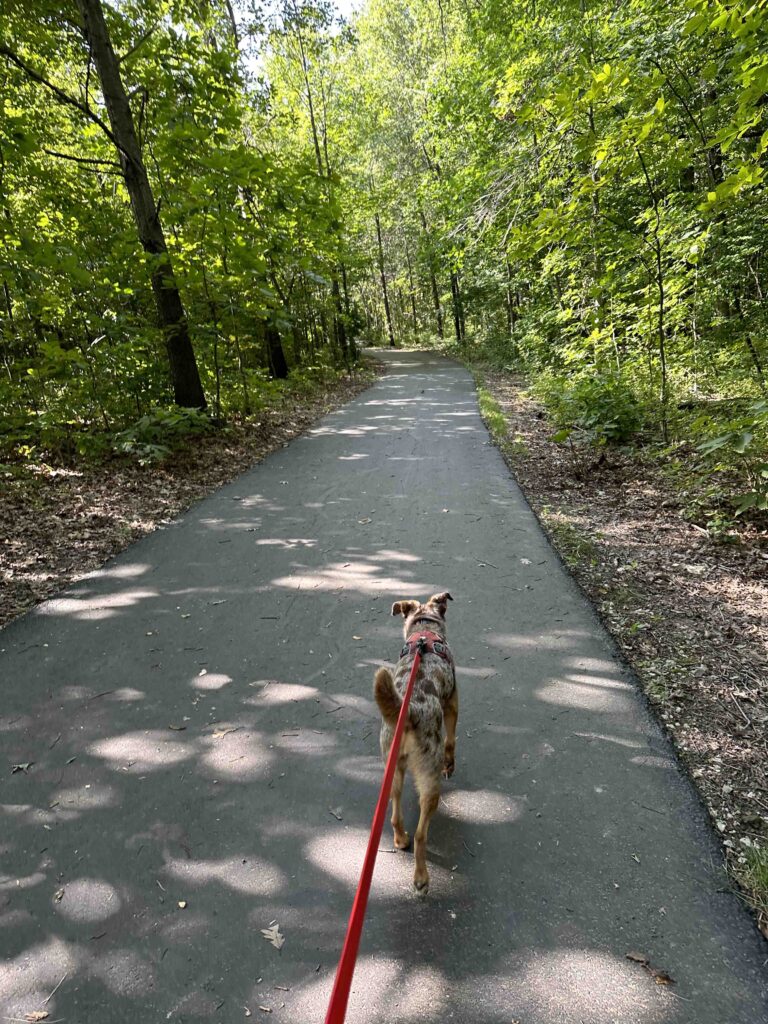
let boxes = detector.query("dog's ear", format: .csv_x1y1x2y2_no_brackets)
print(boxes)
428,592,453,616
392,599,419,618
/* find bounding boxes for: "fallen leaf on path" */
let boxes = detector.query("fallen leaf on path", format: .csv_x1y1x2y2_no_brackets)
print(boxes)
258,1006,272,1014
244,1009,252,1018
211,727,240,740
357,518,371,524
329,807,343,820
177,901,187,909
53,888,64,902
520,558,531,565
12,762,33,774
168,724,186,731
352,635,362,640
652,970,675,985
261,922,284,950
24,1011,49,1021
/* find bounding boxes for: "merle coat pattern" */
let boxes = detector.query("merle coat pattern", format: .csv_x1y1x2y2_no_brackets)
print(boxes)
373,591,457,892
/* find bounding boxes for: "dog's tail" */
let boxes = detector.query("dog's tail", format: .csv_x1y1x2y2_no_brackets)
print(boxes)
374,668,402,724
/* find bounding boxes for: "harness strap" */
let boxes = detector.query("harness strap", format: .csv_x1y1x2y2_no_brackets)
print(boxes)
401,629,453,666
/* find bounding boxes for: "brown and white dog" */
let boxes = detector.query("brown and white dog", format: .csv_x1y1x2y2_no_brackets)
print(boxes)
373,591,457,893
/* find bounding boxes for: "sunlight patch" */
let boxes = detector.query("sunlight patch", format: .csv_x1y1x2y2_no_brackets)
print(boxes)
54,878,121,922
536,680,634,714
248,681,320,704
164,854,285,895
200,730,274,780
441,789,524,824
89,731,192,772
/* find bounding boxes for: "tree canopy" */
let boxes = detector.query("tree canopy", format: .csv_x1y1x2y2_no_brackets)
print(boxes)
2,0,768,498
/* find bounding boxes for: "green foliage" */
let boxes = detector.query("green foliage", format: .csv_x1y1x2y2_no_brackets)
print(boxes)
113,407,214,464
695,400,768,513
535,371,644,445
3,0,768,508
0,0,362,463
476,386,507,442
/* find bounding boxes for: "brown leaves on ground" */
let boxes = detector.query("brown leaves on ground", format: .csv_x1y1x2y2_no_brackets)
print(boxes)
0,370,376,630
479,368,768,934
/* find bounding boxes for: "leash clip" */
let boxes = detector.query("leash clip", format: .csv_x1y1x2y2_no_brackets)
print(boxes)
416,635,428,655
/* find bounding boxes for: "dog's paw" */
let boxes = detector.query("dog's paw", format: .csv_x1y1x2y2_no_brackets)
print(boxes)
394,830,411,850
442,760,455,779
413,876,429,895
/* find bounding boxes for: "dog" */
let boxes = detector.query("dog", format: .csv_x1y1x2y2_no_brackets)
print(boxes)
373,591,457,893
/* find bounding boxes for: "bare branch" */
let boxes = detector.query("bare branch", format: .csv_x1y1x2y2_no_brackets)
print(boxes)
118,22,159,64
43,147,122,171
0,44,127,159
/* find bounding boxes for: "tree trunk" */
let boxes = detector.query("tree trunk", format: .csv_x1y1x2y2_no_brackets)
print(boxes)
505,260,516,339
266,324,289,379
450,271,465,344
331,273,349,367
77,0,206,408
405,246,418,341
418,210,443,338
375,212,395,347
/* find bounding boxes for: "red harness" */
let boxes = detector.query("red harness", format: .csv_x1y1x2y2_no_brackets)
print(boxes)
401,629,453,666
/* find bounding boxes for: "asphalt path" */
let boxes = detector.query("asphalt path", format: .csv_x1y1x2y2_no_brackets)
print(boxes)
1,350,766,1024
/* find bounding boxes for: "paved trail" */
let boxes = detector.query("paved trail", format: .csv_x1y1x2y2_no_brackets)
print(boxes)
1,351,766,1024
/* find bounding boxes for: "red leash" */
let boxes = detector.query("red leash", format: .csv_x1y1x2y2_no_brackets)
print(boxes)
323,644,424,1024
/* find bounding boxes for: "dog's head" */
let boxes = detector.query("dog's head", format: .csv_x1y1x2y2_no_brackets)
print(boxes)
391,592,453,635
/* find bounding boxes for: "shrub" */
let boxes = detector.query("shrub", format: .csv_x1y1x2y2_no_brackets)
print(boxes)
534,370,643,445
113,407,213,464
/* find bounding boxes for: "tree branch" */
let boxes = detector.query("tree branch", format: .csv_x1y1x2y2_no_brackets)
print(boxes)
118,22,159,64
43,147,122,171
0,43,127,159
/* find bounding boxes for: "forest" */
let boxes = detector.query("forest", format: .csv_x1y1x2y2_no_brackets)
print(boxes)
1,0,767,509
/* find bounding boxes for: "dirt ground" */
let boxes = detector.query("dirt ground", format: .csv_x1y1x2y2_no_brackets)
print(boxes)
477,367,768,936
0,367,376,629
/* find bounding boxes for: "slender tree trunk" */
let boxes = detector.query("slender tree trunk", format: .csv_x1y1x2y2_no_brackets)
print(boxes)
505,259,516,339
375,212,395,347
77,0,205,408
734,295,767,394
405,246,419,341
637,148,669,441
419,210,443,338
450,271,465,344
331,274,349,367
341,262,351,316
201,270,222,420
266,324,289,379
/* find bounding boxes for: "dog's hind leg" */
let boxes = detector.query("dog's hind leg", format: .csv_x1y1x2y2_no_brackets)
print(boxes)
391,756,410,850
413,782,440,892
443,687,458,779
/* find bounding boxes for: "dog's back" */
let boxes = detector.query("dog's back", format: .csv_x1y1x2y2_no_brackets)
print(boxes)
372,592,458,892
